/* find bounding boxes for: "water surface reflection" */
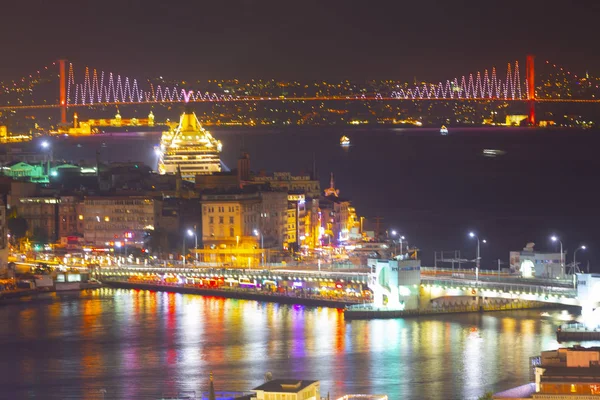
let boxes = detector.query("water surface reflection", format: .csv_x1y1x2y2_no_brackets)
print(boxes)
0,289,569,399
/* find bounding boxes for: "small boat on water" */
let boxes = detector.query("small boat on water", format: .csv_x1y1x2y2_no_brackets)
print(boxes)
340,135,350,146
440,125,449,135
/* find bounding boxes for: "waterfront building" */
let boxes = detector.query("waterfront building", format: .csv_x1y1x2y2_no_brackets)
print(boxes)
250,379,320,400
158,107,223,182
83,196,160,247
199,187,288,266
200,188,287,249
68,111,159,136
510,243,565,279
367,258,421,310
252,171,321,197
0,161,84,184
494,346,600,399
17,196,83,242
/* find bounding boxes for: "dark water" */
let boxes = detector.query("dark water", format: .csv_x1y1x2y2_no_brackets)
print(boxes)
41,126,600,267
0,289,576,399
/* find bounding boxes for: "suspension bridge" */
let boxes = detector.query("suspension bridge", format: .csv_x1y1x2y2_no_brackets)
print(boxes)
1,55,600,126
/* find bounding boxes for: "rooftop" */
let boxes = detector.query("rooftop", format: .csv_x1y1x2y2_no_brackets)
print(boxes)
252,379,318,393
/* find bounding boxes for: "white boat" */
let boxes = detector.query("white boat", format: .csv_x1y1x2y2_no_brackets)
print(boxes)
440,125,449,135
340,135,350,146
157,107,223,182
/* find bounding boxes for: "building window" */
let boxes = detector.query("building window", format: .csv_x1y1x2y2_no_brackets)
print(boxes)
229,216,234,224
229,227,234,237
209,216,214,224
219,216,224,224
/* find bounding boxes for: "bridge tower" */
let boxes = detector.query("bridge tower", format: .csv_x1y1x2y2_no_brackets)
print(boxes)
526,55,535,126
58,59,67,125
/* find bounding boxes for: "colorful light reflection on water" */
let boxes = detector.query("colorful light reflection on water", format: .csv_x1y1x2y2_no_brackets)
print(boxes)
0,289,574,399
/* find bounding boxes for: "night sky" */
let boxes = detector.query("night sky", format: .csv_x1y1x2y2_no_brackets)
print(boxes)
1,0,599,81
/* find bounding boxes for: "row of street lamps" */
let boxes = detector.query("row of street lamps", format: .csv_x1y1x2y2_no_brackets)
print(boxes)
182,228,265,266
468,231,587,282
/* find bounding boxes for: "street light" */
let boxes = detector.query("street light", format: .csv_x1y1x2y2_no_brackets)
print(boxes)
40,140,53,177
254,229,264,267
187,228,198,262
469,232,487,283
574,245,586,273
551,235,564,278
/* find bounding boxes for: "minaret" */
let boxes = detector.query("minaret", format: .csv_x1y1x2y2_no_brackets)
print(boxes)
237,152,250,185
148,111,155,126
115,108,122,126
208,371,216,400
324,172,339,197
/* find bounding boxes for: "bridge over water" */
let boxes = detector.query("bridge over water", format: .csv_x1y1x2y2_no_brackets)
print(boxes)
95,264,582,308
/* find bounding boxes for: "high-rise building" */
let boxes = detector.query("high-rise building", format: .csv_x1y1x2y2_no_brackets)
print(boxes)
157,107,223,182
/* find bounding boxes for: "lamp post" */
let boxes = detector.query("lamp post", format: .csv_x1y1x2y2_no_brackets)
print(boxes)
254,229,263,268
41,140,53,178
182,234,186,266
187,228,198,263
399,235,405,257
551,235,564,279
574,245,586,273
469,232,487,284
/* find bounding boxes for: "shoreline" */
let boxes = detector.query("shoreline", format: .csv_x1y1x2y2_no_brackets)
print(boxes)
344,302,555,320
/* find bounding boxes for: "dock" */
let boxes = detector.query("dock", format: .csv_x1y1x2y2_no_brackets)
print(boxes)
557,322,600,342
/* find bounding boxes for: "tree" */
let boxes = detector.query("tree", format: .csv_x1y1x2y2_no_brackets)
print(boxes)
144,228,170,257
7,216,28,240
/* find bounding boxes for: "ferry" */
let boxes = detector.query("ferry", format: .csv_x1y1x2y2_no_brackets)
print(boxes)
340,135,350,147
440,125,449,135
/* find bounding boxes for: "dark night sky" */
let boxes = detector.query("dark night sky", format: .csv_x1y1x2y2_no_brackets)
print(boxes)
1,0,600,81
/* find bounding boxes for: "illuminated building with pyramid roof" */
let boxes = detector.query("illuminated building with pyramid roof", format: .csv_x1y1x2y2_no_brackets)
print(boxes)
157,106,223,182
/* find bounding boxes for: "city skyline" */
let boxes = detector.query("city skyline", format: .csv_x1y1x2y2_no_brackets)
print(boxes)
1,0,599,81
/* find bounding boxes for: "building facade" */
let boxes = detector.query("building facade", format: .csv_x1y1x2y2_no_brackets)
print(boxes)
18,196,83,242
83,196,160,246
510,243,565,279
495,346,600,399
200,190,288,250
252,171,321,197
251,380,320,400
